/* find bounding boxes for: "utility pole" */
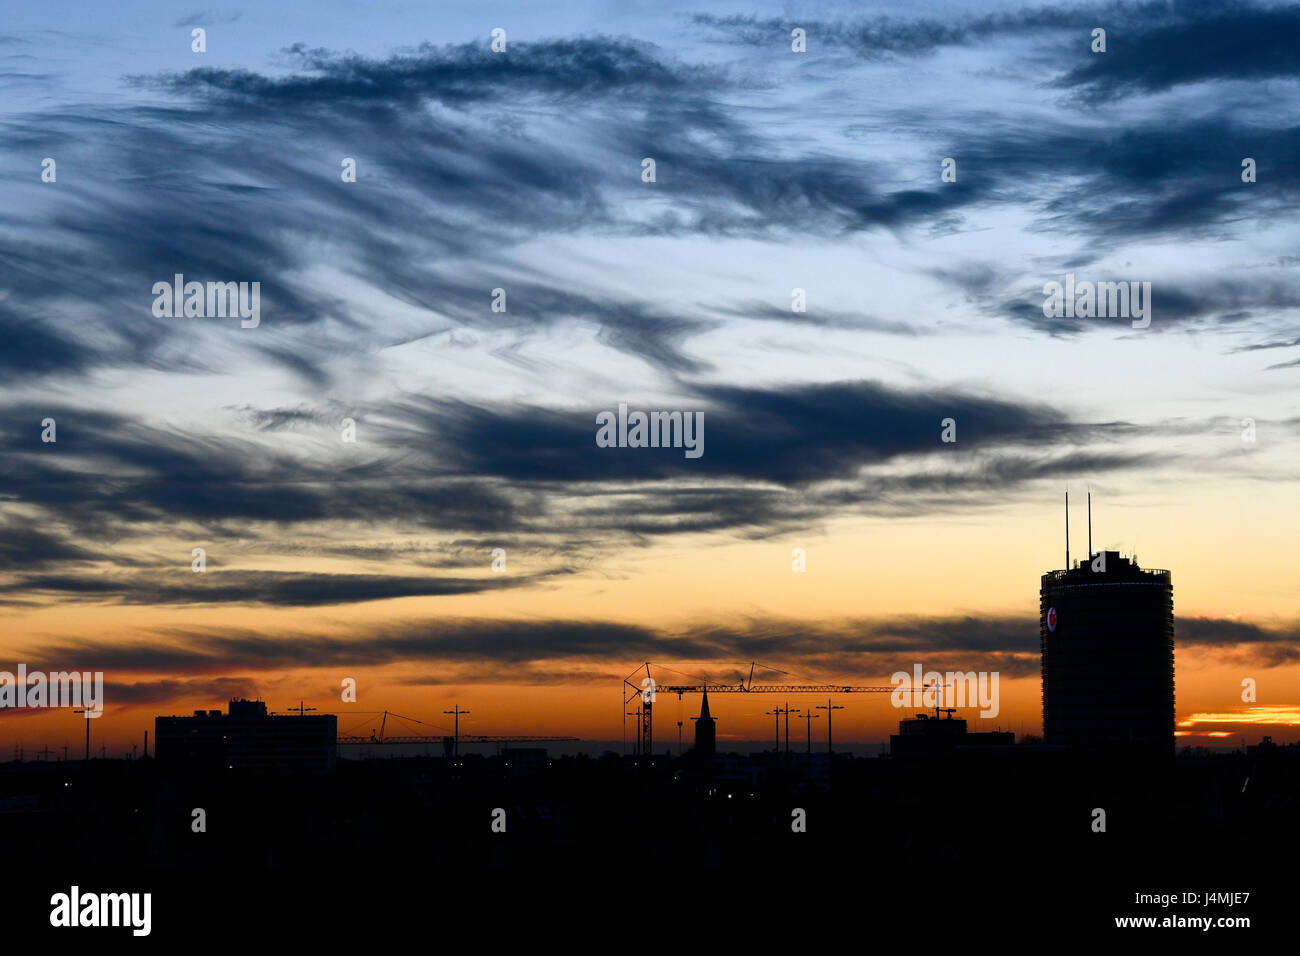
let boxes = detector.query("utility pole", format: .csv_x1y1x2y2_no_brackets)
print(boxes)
765,708,782,754
291,700,317,717
799,709,822,770
443,706,470,759
816,700,845,754
72,708,93,761
770,702,796,757
677,720,683,756
798,709,820,752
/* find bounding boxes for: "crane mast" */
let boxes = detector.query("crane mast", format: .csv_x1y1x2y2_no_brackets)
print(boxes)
624,661,922,760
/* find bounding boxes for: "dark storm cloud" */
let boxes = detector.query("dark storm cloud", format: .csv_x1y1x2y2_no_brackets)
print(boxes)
1059,3,1300,98
143,36,987,243
923,111,1300,335
1036,125,1300,246
684,381,1056,483
0,305,93,378
0,14,1288,590
0,677,254,718
0,383,1168,576
103,677,256,707
0,37,742,379
0,403,528,539
19,612,1292,680
995,272,1300,337
0,169,339,382
0,404,336,526
0,516,100,570
145,37,716,106
3,16,1293,386
0,569,538,608
697,0,1298,98
695,2,1299,291
1176,617,1300,666
940,114,1300,250
25,620,666,674
418,381,1136,485
1177,616,1300,647
691,6,1096,56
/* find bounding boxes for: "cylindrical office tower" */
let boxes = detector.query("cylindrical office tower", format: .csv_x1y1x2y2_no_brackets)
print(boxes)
1040,552,1174,753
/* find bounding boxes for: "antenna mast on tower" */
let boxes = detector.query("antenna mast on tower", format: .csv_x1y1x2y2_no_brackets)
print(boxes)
1065,490,1070,569
1087,489,1093,558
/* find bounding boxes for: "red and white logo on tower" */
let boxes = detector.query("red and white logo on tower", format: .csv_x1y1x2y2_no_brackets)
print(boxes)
1047,607,1058,632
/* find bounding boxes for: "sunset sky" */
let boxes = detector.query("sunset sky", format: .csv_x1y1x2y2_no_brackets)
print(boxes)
2,0,1298,754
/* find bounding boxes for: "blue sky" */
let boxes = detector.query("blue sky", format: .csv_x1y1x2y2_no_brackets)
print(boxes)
1,1,1298,738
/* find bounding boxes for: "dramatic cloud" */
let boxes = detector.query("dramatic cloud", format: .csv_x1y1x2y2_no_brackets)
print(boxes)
0,569,542,608
1059,3,1300,98
19,613,1295,682
0,381,1180,589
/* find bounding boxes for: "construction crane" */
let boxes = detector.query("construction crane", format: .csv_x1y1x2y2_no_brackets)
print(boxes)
335,711,575,750
332,709,428,743
624,661,942,758
337,733,578,745
630,660,904,698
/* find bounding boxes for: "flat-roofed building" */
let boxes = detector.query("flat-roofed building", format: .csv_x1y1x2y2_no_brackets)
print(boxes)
155,699,336,774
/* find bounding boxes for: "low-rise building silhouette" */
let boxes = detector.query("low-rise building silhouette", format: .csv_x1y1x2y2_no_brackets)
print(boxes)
890,711,1014,758
154,699,336,774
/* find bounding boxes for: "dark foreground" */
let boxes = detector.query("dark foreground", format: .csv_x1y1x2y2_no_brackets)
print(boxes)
1,743,1293,940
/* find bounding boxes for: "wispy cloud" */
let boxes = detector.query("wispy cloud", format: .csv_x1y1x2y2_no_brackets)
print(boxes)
17,613,1296,680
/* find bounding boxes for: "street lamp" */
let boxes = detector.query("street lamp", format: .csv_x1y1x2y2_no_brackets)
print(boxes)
815,700,845,754
71,708,96,761
443,706,470,759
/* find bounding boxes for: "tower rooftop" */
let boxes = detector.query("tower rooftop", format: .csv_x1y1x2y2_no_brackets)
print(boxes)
1043,551,1169,585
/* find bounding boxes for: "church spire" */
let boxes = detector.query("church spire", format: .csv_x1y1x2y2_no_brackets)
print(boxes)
693,687,716,763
